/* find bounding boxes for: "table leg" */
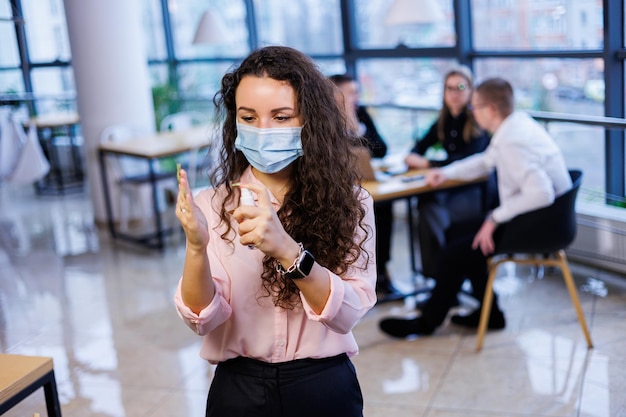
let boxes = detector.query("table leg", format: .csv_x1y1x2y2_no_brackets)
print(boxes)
68,124,84,181
43,371,62,417
99,150,117,238
148,159,164,250
407,197,417,273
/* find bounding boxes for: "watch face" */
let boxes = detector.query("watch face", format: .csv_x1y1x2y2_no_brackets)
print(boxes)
287,250,315,279
299,250,315,276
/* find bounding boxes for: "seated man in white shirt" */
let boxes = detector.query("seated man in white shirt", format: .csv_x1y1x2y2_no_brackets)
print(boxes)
379,77,572,337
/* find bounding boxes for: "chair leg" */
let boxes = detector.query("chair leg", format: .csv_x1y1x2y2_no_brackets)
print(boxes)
119,191,129,232
557,250,593,348
476,257,503,351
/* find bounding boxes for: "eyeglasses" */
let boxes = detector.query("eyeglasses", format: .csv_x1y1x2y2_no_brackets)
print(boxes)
444,83,467,92
467,103,488,111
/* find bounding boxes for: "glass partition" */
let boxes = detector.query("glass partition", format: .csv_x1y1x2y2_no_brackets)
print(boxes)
353,0,455,49
254,0,342,55
356,58,456,107
30,67,76,114
169,0,249,59
474,58,604,115
0,20,20,68
176,61,237,102
0,69,22,93
21,0,71,62
142,0,167,60
471,0,603,50
546,123,605,199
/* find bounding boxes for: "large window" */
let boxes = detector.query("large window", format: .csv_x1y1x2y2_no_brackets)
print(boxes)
474,58,604,115
355,58,456,153
353,0,455,49
254,0,342,55
0,22,20,69
142,0,167,61
169,0,249,59
471,0,603,50
0,0,624,206
21,0,71,62
0,69,22,93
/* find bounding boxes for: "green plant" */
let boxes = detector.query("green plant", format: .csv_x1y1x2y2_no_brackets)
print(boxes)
2,88,22,110
151,82,182,172
151,82,182,131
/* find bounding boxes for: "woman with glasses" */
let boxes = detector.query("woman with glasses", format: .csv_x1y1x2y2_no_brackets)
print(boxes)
404,65,492,280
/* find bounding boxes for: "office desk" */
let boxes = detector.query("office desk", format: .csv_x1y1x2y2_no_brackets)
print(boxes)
98,126,213,250
0,354,62,417
362,170,486,283
27,113,83,195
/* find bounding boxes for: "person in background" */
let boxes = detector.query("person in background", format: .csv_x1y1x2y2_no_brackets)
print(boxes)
329,74,387,158
379,77,572,337
330,73,399,297
174,46,376,416
405,65,492,280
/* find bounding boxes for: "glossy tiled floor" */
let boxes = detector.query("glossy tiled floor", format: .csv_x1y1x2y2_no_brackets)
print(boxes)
1,181,625,417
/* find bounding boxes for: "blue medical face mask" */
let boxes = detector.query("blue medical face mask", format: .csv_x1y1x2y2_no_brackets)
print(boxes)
234,123,304,174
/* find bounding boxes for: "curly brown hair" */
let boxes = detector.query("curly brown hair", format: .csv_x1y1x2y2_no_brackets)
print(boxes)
209,46,372,309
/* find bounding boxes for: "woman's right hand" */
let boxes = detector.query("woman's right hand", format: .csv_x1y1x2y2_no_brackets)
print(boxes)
404,153,430,169
176,168,209,252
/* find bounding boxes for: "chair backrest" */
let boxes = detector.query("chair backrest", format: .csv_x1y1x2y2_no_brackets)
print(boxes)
100,125,146,178
100,125,133,144
494,169,582,254
353,146,377,181
160,111,206,132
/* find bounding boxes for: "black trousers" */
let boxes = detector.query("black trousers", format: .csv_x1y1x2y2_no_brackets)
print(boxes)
420,219,501,329
417,185,486,278
206,353,364,417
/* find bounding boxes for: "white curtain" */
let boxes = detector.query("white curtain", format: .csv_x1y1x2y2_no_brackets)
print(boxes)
0,108,26,179
9,124,50,185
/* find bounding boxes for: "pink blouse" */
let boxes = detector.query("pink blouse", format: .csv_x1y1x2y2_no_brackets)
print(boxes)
174,167,377,364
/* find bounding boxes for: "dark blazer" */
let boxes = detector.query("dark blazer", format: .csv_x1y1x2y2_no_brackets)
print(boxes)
410,111,489,167
357,106,387,158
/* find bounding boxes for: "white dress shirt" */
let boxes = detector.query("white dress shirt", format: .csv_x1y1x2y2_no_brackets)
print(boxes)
442,111,572,223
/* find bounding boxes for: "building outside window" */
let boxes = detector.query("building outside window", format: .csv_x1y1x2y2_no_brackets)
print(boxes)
0,0,622,208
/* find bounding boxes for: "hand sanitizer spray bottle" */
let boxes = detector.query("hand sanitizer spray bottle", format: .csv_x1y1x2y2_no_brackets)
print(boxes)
240,188,256,249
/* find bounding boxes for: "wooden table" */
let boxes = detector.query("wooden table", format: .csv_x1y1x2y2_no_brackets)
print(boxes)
27,113,83,195
0,354,62,417
362,169,487,285
98,126,214,250
362,169,482,202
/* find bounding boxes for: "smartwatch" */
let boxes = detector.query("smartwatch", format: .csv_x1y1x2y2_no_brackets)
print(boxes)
277,243,315,279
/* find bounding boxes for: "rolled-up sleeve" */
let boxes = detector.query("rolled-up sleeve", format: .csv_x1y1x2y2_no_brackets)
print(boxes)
174,279,232,335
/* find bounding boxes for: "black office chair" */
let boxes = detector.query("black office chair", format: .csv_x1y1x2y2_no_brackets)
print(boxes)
476,169,593,351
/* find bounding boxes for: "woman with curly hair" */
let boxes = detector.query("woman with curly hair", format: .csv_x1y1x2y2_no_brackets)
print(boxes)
173,45,376,417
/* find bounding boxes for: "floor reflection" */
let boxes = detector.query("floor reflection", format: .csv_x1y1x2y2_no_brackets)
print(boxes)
1,181,626,417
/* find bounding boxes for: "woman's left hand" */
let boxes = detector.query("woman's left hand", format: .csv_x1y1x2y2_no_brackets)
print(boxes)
405,153,430,169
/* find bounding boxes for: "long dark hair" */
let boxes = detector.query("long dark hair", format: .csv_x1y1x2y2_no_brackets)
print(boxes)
210,46,371,309
437,65,483,143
